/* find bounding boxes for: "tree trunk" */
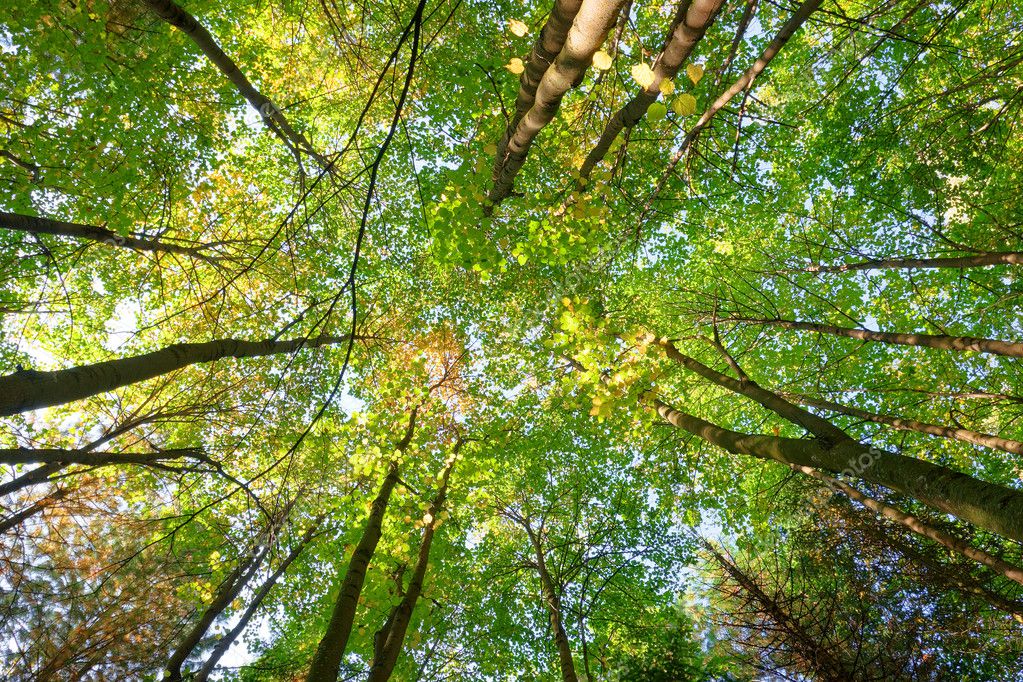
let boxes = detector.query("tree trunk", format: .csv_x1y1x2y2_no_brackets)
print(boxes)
791,464,1023,587
788,394,1023,456
306,408,418,682
0,211,217,261
524,520,579,682
1,447,206,466
367,443,458,681
733,317,1023,358
0,462,64,497
703,540,852,682
656,339,849,444
0,488,70,535
142,0,323,165
645,0,823,215
0,334,362,416
654,399,1023,542
804,251,1023,273
495,0,584,165
162,507,292,682
192,517,324,682
579,0,724,179
489,0,628,207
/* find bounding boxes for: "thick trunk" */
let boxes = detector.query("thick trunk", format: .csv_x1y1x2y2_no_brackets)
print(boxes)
0,211,215,261
489,0,628,207
789,394,1023,456
193,517,324,682
654,399,1023,542
657,339,849,444
736,317,1023,358
495,0,584,165
792,464,1023,587
579,0,724,179
1,447,206,466
306,408,418,682
368,447,458,681
525,522,579,682
0,334,360,416
805,251,1023,273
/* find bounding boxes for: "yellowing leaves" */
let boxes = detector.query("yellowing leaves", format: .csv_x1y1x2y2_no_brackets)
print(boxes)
648,102,667,121
592,50,613,71
658,79,675,96
672,93,697,116
686,63,705,85
631,63,655,89
505,57,525,75
508,19,529,37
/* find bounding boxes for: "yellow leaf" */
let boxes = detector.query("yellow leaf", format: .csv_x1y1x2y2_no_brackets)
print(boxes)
672,93,697,116
631,63,655,89
648,102,667,120
484,143,497,155
659,79,675,96
509,19,528,37
686,63,705,85
506,58,525,75
592,50,613,71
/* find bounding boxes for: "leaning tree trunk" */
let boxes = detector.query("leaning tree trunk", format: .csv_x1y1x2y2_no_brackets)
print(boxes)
653,399,1023,542
162,517,283,682
703,540,853,682
786,394,1023,456
0,334,361,416
791,464,1023,587
192,516,324,682
367,444,459,681
142,0,323,165
306,408,418,682
733,317,1023,358
0,211,218,261
579,0,725,179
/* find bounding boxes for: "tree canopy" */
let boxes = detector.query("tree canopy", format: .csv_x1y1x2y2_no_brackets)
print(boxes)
2,0,1023,679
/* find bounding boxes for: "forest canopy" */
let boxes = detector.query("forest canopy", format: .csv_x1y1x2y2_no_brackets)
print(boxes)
2,0,1023,679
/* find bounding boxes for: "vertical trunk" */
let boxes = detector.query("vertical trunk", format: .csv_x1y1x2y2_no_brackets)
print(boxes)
653,399,1023,542
192,517,324,682
495,0,585,165
367,444,459,681
791,464,1023,587
525,521,579,682
306,408,418,682
0,334,358,416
